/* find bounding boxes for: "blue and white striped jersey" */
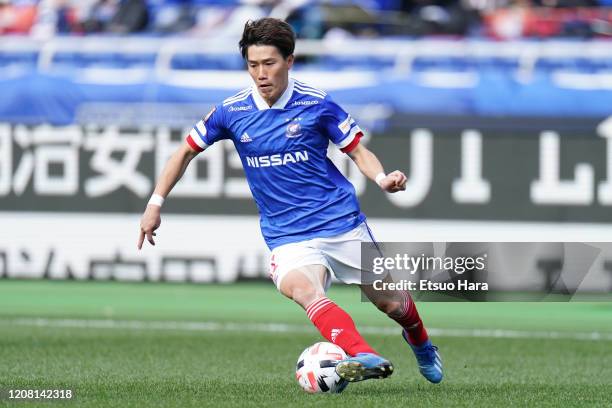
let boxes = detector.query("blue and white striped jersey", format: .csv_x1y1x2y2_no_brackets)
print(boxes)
186,78,365,250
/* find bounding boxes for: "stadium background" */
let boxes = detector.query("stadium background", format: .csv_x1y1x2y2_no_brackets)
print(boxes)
0,0,611,406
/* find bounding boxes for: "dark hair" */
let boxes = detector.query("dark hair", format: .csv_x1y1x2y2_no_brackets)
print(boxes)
239,18,296,60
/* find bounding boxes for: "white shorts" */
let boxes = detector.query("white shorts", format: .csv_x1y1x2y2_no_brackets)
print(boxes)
268,222,382,291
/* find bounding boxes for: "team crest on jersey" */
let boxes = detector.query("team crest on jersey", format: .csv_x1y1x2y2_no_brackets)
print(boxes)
203,106,216,123
285,122,302,138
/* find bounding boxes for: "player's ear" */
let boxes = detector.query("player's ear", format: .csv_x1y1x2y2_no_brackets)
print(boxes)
286,54,294,70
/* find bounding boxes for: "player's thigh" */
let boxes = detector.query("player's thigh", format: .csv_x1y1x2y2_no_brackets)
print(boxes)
278,264,331,307
269,242,332,306
319,223,403,312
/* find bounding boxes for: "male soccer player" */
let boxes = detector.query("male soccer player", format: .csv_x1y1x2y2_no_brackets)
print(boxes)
138,18,442,384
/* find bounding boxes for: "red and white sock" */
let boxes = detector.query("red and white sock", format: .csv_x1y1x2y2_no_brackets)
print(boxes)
306,297,377,357
390,292,429,346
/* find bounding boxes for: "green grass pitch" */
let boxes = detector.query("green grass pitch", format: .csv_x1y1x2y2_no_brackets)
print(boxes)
0,280,611,407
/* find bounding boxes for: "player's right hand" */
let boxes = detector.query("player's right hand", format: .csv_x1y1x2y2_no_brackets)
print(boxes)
138,205,162,249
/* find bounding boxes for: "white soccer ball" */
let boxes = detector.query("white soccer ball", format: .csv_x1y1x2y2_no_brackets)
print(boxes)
295,342,349,394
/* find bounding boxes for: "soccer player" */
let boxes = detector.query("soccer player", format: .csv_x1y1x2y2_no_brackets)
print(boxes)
138,18,443,385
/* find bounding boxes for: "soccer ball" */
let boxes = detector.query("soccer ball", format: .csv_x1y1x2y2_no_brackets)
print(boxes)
295,342,349,394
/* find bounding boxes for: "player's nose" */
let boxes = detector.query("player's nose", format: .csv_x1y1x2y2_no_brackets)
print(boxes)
257,66,267,79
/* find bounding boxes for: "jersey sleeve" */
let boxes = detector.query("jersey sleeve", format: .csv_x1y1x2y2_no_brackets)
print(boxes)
320,96,363,153
185,105,228,152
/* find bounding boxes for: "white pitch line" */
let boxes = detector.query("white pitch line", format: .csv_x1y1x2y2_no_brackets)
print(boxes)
4,318,612,341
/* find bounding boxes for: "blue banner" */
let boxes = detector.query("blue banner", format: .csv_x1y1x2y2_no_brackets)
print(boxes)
0,68,610,125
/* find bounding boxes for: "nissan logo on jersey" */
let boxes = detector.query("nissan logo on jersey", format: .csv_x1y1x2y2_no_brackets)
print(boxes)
245,151,309,168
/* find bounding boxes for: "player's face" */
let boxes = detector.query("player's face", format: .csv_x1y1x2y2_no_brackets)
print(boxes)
246,45,294,107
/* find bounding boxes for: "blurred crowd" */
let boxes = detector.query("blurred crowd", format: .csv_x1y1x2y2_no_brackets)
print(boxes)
0,0,611,39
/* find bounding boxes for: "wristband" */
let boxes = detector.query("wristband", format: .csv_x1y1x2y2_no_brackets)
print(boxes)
375,172,386,187
148,193,165,207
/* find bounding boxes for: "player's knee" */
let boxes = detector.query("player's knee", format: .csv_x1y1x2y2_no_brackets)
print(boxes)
281,281,324,309
291,286,325,309
373,299,402,317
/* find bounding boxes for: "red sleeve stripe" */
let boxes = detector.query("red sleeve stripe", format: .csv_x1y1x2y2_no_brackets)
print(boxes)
341,131,362,153
186,135,205,152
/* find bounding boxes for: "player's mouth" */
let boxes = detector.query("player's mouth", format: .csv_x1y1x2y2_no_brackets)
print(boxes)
259,84,273,92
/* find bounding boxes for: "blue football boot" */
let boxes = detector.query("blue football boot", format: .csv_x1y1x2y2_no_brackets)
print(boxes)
403,330,443,383
335,353,394,382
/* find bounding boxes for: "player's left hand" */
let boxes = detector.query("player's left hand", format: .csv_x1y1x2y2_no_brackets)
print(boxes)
379,170,407,193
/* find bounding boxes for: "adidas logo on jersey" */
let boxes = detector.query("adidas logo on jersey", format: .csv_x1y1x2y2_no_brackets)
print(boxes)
240,132,252,143
331,329,344,343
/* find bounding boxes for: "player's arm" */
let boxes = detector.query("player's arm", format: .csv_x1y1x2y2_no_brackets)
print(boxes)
137,142,199,249
347,143,407,193
320,96,406,193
